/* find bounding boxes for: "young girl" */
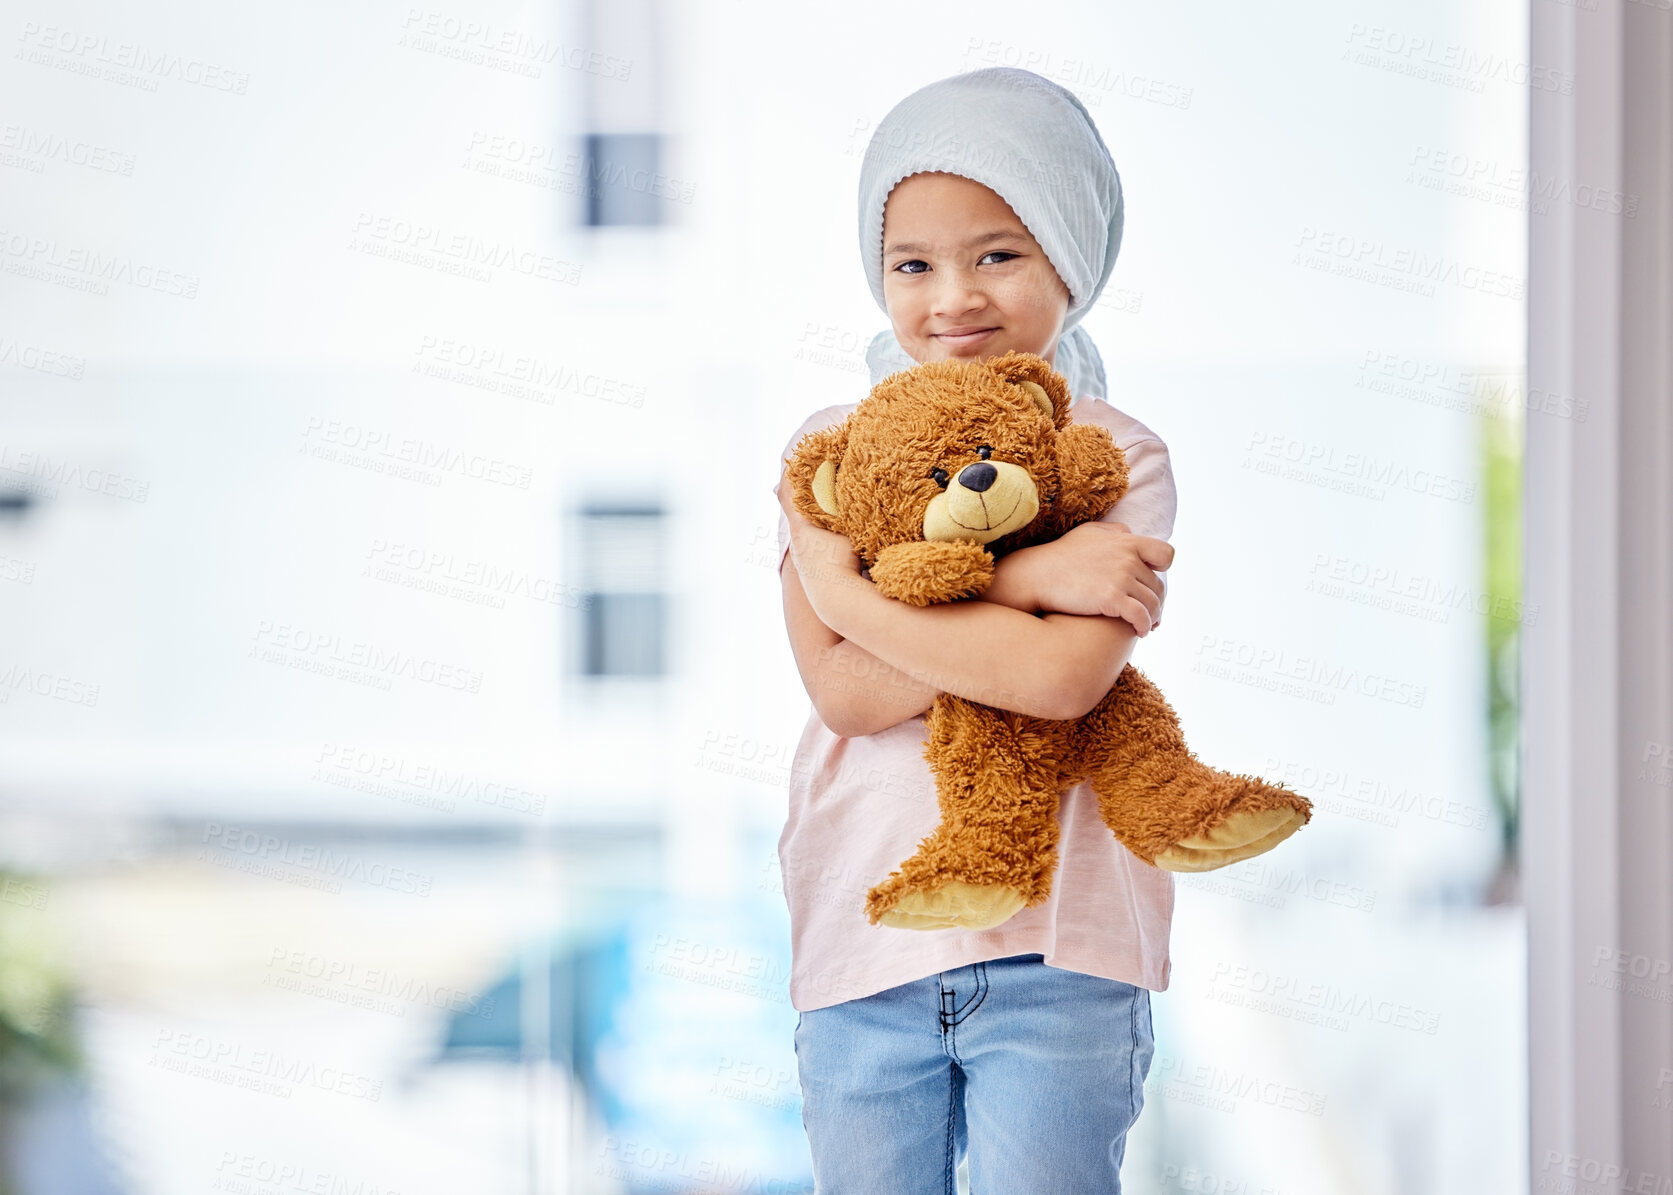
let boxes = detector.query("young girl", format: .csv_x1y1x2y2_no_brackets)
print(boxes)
772,67,1177,1192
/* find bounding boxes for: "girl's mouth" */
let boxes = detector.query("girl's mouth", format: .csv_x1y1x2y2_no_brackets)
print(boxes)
934,327,999,349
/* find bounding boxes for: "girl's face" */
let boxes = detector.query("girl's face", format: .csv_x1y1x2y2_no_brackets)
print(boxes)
881,171,1071,367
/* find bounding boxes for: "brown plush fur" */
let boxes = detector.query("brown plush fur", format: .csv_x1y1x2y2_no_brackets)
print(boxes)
784,351,1313,932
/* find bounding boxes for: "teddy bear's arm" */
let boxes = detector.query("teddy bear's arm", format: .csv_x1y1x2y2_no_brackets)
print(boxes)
869,540,997,606
1049,423,1131,530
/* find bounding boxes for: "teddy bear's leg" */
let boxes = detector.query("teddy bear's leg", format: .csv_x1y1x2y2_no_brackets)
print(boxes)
864,695,1068,931
1076,665,1312,872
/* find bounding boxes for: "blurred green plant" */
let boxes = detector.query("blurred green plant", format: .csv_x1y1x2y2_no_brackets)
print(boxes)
0,868,84,1192
1480,386,1524,904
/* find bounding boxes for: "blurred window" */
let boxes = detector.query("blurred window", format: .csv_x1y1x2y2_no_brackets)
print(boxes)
575,504,666,676
579,0,665,227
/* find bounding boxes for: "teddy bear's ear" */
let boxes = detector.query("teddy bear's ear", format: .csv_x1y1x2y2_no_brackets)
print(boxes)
784,423,851,532
987,350,1072,430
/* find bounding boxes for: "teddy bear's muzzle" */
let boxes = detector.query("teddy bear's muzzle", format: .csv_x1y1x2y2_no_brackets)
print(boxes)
922,460,1041,545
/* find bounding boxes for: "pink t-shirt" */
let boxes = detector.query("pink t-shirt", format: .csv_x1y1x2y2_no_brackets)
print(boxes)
771,392,1180,1012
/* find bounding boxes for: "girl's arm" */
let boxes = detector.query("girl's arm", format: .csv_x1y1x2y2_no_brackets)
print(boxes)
779,553,935,737
777,539,1058,738
788,514,1149,722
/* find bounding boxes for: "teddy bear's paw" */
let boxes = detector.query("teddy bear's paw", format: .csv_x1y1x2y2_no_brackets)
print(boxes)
1153,806,1308,873
870,540,997,606
870,880,1028,931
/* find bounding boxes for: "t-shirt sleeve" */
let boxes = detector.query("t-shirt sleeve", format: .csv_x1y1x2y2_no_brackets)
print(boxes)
1100,435,1177,543
773,408,846,575
1098,433,1178,607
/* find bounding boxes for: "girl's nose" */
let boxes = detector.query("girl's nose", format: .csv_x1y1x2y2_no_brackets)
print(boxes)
931,270,987,316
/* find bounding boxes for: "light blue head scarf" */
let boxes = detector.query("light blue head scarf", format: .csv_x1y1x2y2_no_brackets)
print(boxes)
857,67,1125,405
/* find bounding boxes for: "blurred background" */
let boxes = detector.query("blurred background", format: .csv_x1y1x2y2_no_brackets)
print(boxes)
0,0,1535,1190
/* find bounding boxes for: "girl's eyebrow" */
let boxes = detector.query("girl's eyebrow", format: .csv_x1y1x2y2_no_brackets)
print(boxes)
884,229,1026,256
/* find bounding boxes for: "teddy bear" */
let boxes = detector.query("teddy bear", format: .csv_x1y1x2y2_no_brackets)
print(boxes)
782,350,1314,932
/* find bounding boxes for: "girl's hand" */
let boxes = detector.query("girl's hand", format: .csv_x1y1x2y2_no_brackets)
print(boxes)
1019,521,1175,635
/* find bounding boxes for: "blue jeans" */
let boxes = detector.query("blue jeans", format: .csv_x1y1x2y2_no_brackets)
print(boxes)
793,953,1155,1194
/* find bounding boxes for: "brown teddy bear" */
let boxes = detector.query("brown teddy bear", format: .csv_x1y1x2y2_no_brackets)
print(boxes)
783,350,1313,932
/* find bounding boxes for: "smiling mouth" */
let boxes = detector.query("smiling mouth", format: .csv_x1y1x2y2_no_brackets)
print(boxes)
952,493,1022,532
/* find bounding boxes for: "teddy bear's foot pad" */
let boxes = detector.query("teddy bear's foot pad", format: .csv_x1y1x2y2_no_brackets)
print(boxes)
1153,807,1308,873
874,881,1027,931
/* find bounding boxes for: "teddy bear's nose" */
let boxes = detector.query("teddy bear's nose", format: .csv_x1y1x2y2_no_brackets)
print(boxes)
957,462,997,492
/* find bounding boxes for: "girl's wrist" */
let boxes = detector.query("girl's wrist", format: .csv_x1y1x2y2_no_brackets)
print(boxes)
985,545,1046,614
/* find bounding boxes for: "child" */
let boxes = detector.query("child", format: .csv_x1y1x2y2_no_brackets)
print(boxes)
772,67,1177,1191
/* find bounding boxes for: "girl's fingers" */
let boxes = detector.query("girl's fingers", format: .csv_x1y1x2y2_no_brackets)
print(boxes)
1123,595,1154,636
1136,536,1176,571
1131,582,1162,629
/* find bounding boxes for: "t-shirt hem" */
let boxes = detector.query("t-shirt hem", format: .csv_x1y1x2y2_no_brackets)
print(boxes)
788,941,1171,1012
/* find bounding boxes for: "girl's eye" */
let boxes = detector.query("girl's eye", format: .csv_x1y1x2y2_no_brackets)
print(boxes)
891,252,1016,275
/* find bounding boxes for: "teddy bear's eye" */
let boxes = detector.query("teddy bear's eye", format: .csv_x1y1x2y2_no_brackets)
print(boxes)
977,445,992,460
930,467,949,488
